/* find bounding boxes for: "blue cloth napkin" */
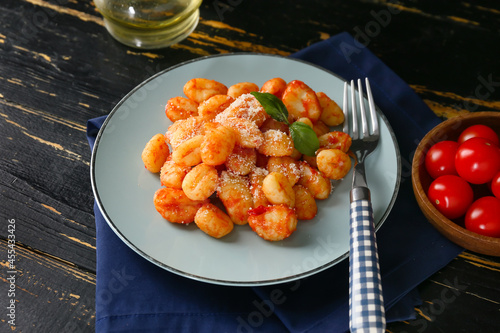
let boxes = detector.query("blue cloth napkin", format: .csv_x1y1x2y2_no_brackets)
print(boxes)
87,32,463,332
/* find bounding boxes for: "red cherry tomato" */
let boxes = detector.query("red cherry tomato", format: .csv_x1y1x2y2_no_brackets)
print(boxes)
465,196,500,237
424,141,459,179
427,175,474,219
490,171,500,199
458,124,499,146
455,137,500,184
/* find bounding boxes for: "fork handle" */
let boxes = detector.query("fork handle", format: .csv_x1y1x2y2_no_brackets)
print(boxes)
349,188,386,333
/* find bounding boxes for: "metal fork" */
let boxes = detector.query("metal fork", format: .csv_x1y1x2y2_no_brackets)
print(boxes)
343,78,385,333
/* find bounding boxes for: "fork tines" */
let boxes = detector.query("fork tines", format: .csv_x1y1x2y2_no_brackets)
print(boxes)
343,78,379,140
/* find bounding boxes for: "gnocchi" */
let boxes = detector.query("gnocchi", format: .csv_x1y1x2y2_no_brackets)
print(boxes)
182,163,218,201
282,80,322,122
318,131,352,153
200,124,236,166
293,185,317,220
165,116,205,149
257,130,294,157
248,204,297,241
260,117,289,134
195,203,234,238
317,149,351,180
198,94,234,120
262,172,295,207
249,168,270,208
228,82,259,98
260,77,287,98
266,156,301,186
215,93,269,127
154,187,207,224
317,92,344,126
160,158,190,189
143,77,353,242
312,120,330,137
217,171,253,225
142,133,170,173
298,161,332,200
171,134,204,166
296,117,314,129
222,117,264,149
225,146,257,175
165,96,198,122
183,78,228,103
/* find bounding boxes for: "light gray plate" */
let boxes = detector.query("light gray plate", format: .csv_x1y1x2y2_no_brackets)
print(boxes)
91,53,401,286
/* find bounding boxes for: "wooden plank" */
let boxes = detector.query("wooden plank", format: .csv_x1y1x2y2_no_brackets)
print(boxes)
387,250,500,332
0,240,96,332
1,167,96,270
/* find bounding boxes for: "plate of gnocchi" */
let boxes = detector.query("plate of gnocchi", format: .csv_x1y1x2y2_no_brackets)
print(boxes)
91,53,401,286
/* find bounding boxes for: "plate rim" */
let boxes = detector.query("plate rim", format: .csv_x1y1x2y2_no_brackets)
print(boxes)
90,52,402,286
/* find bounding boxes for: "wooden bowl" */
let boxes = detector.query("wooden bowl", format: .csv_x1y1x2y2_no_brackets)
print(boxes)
412,111,500,256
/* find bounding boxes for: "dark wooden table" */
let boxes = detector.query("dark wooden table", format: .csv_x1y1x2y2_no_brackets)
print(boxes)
1,0,499,332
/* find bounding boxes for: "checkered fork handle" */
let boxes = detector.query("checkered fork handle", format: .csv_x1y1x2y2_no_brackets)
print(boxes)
349,199,386,333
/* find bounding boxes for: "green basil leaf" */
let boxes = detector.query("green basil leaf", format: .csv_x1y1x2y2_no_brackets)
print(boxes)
251,91,319,156
289,122,320,156
250,91,289,124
